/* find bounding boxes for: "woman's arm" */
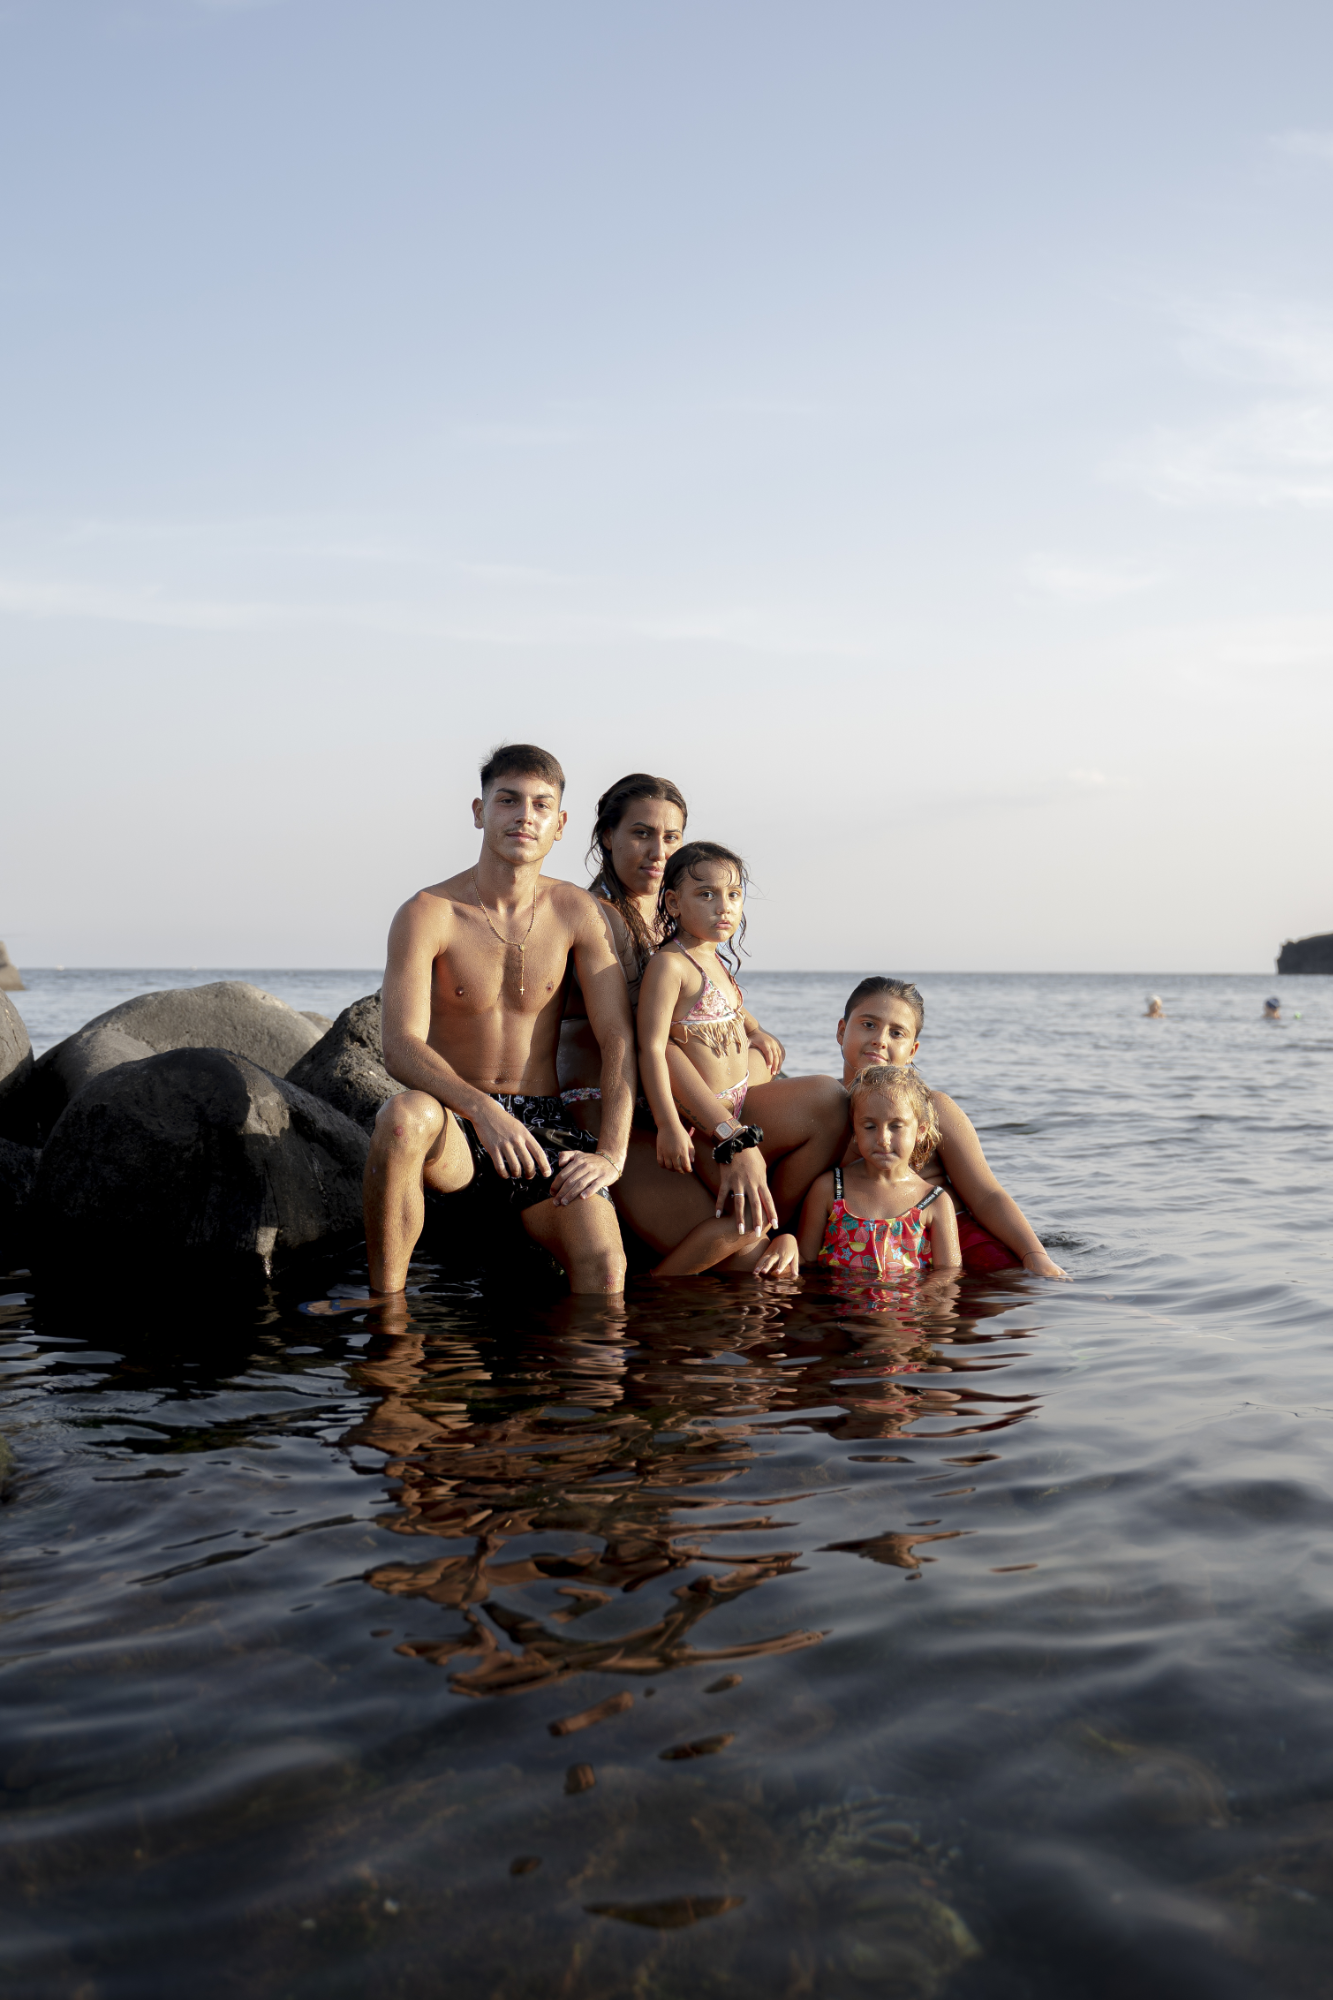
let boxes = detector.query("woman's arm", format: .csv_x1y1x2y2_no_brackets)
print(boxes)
636,956,697,1173
932,1092,1069,1280
925,1189,961,1270
796,1173,836,1263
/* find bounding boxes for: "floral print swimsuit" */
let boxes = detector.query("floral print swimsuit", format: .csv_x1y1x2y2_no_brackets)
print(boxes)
817,1166,944,1276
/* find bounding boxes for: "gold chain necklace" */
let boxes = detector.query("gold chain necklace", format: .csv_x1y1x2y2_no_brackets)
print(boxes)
471,871,539,997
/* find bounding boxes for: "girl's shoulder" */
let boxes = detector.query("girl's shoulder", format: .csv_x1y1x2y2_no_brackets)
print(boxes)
640,942,687,983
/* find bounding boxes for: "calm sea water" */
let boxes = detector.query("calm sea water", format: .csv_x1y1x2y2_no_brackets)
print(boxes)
3,969,1333,1998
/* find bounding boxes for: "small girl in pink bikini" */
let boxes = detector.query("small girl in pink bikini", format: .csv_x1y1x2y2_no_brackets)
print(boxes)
637,840,766,1181
795,1064,962,1278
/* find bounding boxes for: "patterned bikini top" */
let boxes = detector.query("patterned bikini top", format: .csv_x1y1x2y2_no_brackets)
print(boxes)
818,1166,944,1276
667,945,747,1061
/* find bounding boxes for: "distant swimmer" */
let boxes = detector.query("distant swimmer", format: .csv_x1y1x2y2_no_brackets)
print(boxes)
1145,995,1165,1017
1264,996,1281,1020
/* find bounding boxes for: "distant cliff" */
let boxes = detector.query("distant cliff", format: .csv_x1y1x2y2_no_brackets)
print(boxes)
0,942,22,992
1277,933,1333,974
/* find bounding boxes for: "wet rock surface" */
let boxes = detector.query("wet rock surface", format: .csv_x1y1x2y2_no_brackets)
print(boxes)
13,981,324,1143
0,1135,38,1270
286,992,400,1133
32,1047,368,1277
0,992,33,1131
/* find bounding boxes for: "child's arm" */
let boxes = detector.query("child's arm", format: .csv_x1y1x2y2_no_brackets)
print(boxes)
796,1173,836,1264
932,1091,1069,1280
636,955,696,1173
741,1008,785,1078
925,1188,962,1270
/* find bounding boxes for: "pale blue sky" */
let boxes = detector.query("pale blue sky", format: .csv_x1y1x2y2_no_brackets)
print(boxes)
4,0,1333,971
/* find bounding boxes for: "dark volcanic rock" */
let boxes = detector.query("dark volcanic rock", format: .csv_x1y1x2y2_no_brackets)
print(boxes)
33,1048,369,1277
0,994,33,1132
287,993,401,1132
1277,932,1333,975
0,1135,39,1271
13,980,324,1144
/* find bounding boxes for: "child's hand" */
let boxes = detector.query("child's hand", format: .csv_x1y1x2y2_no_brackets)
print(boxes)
657,1121,696,1175
1023,1249,1070,1281
748,1029,785,1077
752,1232,799,1278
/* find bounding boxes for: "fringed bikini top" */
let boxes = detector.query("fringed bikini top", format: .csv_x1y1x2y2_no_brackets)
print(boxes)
667,945,747,1062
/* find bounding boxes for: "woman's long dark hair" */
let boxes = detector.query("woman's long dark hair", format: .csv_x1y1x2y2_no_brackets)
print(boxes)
587,773,688,969
658,840,749,974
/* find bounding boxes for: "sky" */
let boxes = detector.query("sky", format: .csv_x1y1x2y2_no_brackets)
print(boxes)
3,0,1333,973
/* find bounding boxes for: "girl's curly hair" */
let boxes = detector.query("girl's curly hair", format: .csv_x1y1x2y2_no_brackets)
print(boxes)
848,1063,940,1170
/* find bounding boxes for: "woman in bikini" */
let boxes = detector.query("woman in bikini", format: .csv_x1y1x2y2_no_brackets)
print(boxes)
557,781,794,1259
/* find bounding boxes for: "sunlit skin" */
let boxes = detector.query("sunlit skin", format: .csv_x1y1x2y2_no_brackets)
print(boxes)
360,770,635,1299
787,1088,962,1274
559,798,782,1084
835,992,1069,1281
639,860,847,1276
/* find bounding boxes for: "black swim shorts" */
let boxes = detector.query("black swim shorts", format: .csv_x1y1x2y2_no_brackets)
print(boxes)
453,1093,611,1211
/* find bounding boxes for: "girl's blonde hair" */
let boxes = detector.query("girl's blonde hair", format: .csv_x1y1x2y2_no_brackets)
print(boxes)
848,1063,940,1170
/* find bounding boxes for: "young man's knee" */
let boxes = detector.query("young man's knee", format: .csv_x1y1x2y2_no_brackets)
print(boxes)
373,1090,445,1156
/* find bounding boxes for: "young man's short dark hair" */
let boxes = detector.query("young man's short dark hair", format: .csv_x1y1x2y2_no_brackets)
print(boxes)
479,743,566,796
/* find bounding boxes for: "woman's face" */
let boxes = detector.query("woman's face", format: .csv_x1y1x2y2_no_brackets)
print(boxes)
606,797,686,905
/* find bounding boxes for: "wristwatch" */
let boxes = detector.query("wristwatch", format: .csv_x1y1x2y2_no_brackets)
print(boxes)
713,1119,741,1143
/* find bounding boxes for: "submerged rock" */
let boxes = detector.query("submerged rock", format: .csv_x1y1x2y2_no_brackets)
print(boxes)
33,1047,368,1277
12,981,324,1143
0,941,22,992
287,993,401,1133
0,1135,39,1270
0,993,33,1133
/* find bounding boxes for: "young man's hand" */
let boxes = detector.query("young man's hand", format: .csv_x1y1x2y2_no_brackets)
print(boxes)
471,1102,553,1180
657,1122,696,1175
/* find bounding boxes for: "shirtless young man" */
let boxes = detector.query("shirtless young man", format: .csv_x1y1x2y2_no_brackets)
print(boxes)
363,744,635,1297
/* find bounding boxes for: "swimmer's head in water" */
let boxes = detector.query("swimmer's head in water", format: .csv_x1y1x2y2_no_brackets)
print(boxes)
1146,995,1164,1014
1264,996,1281,1015
848,1063,939,1170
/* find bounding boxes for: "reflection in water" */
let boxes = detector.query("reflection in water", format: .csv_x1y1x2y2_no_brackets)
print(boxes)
351,1277,1035,1700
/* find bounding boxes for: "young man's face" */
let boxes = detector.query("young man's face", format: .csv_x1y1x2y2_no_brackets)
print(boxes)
836,995,921,1086
472,773,567,865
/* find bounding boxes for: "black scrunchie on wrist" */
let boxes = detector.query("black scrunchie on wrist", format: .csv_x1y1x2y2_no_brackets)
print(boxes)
712,1123,765,1165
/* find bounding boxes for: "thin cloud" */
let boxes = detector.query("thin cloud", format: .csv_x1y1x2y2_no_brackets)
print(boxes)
1271,130,1333,164
1023,554,1161,603
1118,297,1333,507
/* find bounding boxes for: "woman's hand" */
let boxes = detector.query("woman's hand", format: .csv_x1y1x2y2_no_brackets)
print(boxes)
747,1028,785,1077
657,1120,696,1175
716,1147,779,1236
1023,1249,1070,1281
752,1232,799,1278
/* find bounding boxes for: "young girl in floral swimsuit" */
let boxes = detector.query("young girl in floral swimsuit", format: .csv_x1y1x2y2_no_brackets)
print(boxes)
796,1064,962,1277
